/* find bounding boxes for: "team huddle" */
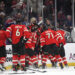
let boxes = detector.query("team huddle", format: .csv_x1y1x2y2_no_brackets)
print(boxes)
0,19,68,72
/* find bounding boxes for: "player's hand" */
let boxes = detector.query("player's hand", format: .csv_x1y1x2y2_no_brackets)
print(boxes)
23,36,28,43
7,38,12,43
59,43,63,47
44,51,48,55
31,47,34,51
43,48,48,55
39,48,42,54
23,38,28,43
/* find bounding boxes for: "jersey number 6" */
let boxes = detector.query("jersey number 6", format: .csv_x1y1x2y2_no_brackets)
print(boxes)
16,29,20,36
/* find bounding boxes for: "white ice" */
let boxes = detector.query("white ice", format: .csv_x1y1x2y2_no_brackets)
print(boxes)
0,67,75,75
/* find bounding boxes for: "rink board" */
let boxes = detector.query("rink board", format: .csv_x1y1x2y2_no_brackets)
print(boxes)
5,43,75,70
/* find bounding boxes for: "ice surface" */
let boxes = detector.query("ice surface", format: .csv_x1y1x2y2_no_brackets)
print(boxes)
0,67,75,75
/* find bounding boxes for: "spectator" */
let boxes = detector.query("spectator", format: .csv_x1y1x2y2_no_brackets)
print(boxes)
38,16,43,26
57,10,66,28
0,1,5,12
65,15,72,32
4,0,13,15
15,12,23,23
22,16,29,26
45,19,54,30
5,17,16,29
0,12,6,25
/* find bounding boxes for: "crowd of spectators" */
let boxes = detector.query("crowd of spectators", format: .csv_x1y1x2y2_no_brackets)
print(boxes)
0,0,74,42
0,0,28,28
43,0,73,32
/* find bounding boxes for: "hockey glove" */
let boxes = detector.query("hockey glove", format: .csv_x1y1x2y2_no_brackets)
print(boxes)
59,43,63,48
7,38,12,43
43,51,48,55
19,36,28,44
18,36,25,46
39,48,42,54
31,47,34,51
23,38,28,43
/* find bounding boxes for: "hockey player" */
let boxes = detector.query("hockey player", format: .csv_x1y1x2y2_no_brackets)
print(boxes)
6,22,31,71
0,25,8,71
31,26,39,68
40,26,64,69
40,29,54,69
25,25,39,68
55,29,68,67
25,18,41,68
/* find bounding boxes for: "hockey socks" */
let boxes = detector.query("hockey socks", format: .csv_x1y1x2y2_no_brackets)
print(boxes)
12,55,19,66
31,55,38,68
12,54,26,71
20,55,25,67
55,55,64,69
0,57,6,64
48,55,57,67
0,57,6,71
62,57,68,67
42,54,47,64
41,54,47,69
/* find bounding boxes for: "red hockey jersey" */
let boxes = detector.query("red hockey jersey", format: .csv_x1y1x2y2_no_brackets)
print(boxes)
55,30,66,45
6,24,31,44
0,30,8,47
40,29,58,47
25,32,38,50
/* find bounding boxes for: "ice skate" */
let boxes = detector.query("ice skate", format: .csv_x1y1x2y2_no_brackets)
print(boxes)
59,63,64,69
42,63,46,69
33,63,39,69
21,65,27,71
13,65,18,72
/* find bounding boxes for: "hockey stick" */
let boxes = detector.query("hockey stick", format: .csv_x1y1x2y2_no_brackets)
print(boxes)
0,68,4,71
8,71,35,74
8,72,25,74
26,68,47,73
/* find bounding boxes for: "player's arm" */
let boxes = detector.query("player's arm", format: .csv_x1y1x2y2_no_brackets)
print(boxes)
23,26,31,39
22,26,31,43
40,33,45,48
40,33,46,53
6,25,12,38
26,36,34,50
6,25,13,42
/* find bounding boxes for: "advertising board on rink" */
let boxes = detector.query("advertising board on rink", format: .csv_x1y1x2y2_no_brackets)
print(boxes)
4,43,75,69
